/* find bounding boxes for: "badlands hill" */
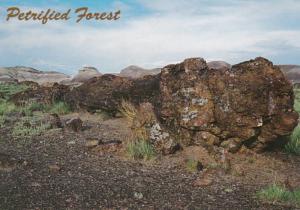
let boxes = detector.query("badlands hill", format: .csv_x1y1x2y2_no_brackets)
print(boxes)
0,66,70,84
1,62,298,85
71,67,102,83
277,65,300,84
119,65,161,79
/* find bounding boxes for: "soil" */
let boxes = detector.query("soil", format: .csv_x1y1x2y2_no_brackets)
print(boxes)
0,112,299,210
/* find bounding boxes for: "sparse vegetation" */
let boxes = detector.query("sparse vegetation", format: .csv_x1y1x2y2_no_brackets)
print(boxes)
0,100,16,115
126,139,156,160
284,88,300,155
119,99,137,124
257,184,300,207
0,83,28,99
0,115,7,128
294,88,300,113
46,101,71,115
12,116,50,138
186,159,201,172
285,125,300,155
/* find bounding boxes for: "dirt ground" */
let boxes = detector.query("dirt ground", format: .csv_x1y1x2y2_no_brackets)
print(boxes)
0,112,299,210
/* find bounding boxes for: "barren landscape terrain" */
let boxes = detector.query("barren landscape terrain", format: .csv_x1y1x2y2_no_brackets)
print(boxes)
1,57,300,209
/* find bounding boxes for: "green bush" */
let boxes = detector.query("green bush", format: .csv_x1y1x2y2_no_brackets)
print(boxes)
257,184,300,207
12,116,50,138
47,101,71,115
0,101,16,115
126,139,156,160
285,125,300,155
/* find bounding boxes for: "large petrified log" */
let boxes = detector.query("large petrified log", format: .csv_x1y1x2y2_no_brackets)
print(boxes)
65,74,160,114
9,57,298,152
158,57,298,151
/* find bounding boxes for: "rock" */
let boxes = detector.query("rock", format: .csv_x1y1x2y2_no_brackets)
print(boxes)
133,192,143,199
193,131,220,146
43,113,62,129
193,174,213,187
48,164,61,172
161,138,181,155
183,146,217,167
62,57,298,153
65,74,160,114
85,138,100,148
159,57,298,151
0,153,17,172
220,138,242,153
91,140,122,154
10,83,70,105
65,118,83,132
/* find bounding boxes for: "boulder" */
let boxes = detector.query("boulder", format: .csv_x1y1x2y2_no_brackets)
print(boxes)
65,117,83,132
158,57,298,151
65,74,160,114
9,83,70,105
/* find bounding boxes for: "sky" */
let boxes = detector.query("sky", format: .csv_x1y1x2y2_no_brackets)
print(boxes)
0,0,300,75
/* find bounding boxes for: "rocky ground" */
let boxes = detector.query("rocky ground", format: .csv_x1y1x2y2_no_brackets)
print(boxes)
1,112,299,210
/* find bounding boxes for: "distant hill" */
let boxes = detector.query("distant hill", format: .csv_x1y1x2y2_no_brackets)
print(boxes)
119,65,161,78
277,65,300,84
0,66,70,84
207,61,231,69
71,67,102,83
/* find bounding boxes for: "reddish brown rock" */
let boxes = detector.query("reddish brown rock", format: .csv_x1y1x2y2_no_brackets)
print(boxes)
65,74,160,114
158,57,298,151
65,117,83,132
10,83,70,105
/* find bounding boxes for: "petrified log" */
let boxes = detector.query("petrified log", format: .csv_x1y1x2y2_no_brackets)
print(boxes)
158,57,298,151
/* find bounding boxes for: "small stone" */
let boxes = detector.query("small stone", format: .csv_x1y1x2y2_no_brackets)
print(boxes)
220,138,242,153
48,164,61,172
65,118,83,132
224,188,233,193
162,138,181,155
85,139,100,148
193,176,213,187
134,192,143,199
30,182,41,187
67,141,76,145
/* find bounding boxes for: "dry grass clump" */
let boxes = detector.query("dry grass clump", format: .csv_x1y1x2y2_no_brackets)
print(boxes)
119,100,138,124
119,100,157,160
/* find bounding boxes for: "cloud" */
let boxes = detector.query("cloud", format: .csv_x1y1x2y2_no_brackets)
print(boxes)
0,0,299,75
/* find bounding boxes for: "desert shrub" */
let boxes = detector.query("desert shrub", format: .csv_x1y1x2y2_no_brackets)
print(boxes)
0,83,28,99
0,115,7,128
294,88,300,113
119,99,137,124
12,116,50,138
0,100,16,115
126,139,156,160
46,101,71,115
294,100,300,113
285,125,300,155
257,184,300,207
120,100,153,140
186,159,201,172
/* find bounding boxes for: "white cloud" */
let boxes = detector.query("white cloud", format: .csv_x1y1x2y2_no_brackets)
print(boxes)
0,0,299,74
